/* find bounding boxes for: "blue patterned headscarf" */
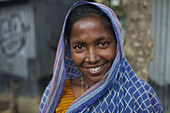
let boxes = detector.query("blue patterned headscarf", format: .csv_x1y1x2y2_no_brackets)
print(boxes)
39,1,163,113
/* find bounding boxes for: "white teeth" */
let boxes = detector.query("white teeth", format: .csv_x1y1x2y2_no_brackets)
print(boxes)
89,66,101,72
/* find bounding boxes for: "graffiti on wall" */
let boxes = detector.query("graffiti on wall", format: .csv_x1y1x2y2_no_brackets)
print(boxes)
0,13,30,58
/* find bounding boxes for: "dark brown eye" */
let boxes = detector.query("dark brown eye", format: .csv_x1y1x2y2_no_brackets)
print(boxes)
98,41,111,49
77,45,83,49
74,45,84,50
100,42,106,46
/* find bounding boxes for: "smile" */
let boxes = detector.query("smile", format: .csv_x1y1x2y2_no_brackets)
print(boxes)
85,64,105,75
88,66,102,72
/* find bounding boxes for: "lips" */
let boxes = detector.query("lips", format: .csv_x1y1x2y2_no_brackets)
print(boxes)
85,64,105,75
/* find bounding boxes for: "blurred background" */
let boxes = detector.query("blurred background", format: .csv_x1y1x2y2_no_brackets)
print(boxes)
0,0,169,113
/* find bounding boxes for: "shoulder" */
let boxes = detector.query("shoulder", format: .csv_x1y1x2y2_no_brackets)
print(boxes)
131,78,163,112
120,58,163,112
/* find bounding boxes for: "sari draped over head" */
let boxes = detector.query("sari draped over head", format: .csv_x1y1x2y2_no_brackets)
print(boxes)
39,1,163,113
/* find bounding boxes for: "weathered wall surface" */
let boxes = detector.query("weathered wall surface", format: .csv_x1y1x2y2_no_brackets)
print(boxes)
0,0,78,96
0,2,35,78
122,0,153,82
149,0,170,112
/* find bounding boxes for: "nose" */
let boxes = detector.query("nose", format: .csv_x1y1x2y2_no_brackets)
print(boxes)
85,47,100,63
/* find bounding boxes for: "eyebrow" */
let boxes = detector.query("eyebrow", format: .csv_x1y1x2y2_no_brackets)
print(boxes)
95,36,110,42
71,36,111,45
71,41,86,45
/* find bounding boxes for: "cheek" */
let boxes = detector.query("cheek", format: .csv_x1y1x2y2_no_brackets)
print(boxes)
70,50,84,66
99,48,116,62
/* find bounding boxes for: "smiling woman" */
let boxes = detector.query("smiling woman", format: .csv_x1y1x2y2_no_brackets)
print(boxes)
39,1,163,113
70,16,117,99
70,16,116,85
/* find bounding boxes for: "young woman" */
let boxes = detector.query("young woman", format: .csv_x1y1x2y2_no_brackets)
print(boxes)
39,1,163,113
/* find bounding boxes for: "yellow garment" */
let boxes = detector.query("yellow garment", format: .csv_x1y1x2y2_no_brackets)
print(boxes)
55,79,75,113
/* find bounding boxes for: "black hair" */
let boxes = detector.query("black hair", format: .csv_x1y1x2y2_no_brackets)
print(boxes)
65,4,115,42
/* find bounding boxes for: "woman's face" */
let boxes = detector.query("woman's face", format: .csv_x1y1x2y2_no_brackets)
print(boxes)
70,16,116,84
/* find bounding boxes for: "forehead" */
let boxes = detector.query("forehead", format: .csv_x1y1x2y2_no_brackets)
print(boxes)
70,13,115,38
71,16,113,36
70,16,114,42
74,14,105,27
73,16,102,29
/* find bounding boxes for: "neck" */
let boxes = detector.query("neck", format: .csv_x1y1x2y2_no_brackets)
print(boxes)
82,74,96,88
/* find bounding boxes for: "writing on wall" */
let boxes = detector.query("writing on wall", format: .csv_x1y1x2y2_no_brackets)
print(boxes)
0,13,29,58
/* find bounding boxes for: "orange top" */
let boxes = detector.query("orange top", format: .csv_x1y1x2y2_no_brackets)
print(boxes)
55,79,75,113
